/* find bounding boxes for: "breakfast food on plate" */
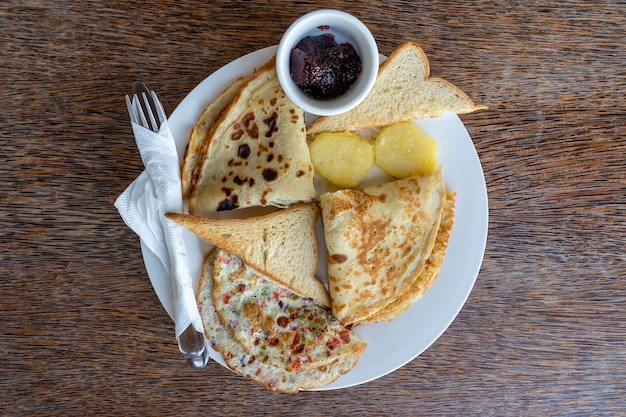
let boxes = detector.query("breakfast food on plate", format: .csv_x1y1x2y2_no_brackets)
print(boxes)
173,39,482,389
308,131,375,188
320,169,448,327
359,191,455,323
182,77,247,199
307,41,487,136
212,250,366,371
166,202,330,308
374,121,438,178
198,248,365,393
188,57,316,215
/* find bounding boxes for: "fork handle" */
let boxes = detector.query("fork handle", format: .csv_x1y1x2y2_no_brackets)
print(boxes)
177,323,206,357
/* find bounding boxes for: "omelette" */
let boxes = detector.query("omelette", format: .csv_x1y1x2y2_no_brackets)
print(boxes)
188,57,316,215
320,169,447,326
211,249,366,373
198,248,365,392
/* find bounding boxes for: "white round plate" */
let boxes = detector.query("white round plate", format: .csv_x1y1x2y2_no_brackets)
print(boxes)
140,46,488,390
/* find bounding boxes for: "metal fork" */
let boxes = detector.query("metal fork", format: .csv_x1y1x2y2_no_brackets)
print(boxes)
126,82,210,369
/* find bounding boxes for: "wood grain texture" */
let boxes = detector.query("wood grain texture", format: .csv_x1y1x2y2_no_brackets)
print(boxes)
1,0,625,415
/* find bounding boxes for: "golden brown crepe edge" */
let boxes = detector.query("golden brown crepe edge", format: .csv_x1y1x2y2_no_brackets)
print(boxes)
359,191,456,324
325,170,447,327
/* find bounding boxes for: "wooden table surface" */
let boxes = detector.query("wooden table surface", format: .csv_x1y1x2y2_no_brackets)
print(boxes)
2,1,625,415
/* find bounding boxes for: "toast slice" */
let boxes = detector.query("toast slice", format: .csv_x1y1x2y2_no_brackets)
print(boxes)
307,41,488,135
166,202,330,308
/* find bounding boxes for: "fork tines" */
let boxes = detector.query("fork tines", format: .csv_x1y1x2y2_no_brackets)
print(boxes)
125,89,166,133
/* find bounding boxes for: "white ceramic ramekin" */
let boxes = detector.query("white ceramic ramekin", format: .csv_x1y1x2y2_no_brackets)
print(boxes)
276,10,379,116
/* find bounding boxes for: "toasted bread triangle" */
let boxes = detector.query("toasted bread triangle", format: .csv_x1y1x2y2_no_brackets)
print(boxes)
307,41,487,135
359,191,456,323
166,202,330,308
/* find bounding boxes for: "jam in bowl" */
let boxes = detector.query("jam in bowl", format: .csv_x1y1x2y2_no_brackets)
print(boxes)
276,10,379,116
290,33,363,100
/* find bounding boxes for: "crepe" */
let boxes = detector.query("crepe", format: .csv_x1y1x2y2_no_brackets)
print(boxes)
320,169,447,326
181,77,247,199
359,191,456,323
188,57,316,215
198,248,365,393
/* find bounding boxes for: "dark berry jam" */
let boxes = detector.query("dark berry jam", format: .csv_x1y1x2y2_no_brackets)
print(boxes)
290,34,362,100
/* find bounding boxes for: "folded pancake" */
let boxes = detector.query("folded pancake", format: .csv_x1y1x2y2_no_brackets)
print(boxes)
320,169,446,327
359,191,456,323
211,249,366,373
182,77,247,199
198,249,361,393
189,57,316,215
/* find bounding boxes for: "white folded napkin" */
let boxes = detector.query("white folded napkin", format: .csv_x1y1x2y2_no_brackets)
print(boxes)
114,98,203,340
